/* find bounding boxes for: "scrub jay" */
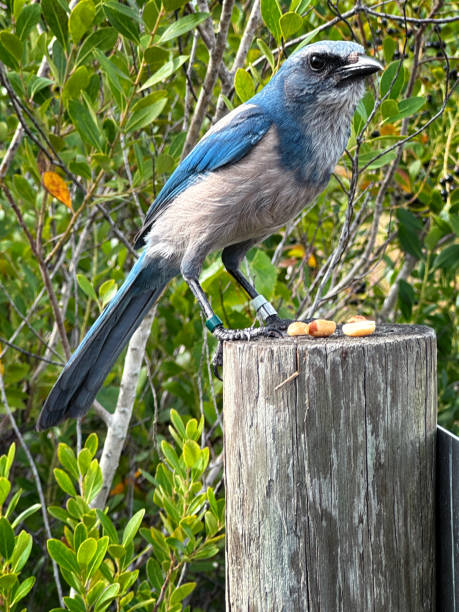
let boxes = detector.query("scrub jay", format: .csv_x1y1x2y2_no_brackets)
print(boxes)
37,40,382,430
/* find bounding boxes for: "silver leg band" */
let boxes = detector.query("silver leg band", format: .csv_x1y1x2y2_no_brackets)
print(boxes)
251,295,278,321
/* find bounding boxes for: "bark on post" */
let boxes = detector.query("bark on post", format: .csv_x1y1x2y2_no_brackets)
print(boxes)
223,324,436,611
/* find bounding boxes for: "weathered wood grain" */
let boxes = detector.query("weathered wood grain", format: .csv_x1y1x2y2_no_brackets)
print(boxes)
223,324,436,611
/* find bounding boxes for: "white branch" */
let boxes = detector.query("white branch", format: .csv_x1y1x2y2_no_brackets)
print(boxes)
92,306,156,509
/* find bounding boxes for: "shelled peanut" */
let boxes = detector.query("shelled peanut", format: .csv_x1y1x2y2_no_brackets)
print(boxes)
342,319,376,337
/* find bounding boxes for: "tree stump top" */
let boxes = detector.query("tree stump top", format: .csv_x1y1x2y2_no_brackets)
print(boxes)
227,323,435,350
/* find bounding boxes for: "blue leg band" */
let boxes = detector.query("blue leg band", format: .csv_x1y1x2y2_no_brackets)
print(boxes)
206,314,223,332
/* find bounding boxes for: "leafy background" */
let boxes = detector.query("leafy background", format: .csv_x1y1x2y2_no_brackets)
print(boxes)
0,0,457,609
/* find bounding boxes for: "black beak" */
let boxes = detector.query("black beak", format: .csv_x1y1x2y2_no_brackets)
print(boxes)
335,55,383,84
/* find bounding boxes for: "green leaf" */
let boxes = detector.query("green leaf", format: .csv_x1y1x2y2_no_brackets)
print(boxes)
16,4,41,40
256,38,275,71
76,273,98,302
28,76,53,100
73,523,88,552
398,279,415,319
205,510,218,536
77,537,97,568
108,544,125,559
0,517,15,559
381,99,398,120
261,0,282,44
163,0,188,11
47,539,80,574
234,68,255,103
397,209,423,260
87,582,106,607
161,440,182,472
96,510,119,544
183,439,201,468
5,444,15,478
0,477,10,506
10,575,35,606
125,94,167,132
140,55,189,91
85,433,99,458
193,542,219,559
86,536,109,578
279,12,303,39
62,66,91,104
88,275,111,310
292,26,320,51
41,0,68,47
121,509,145,547
11,503,41,529
103,0,140,43
434,244,459,270
69,0,96,44
58,444,80,481
290,0,311,11
146,558,163,591
82,459,103,503
383,36,396,63
185,418,199,440
4,489,20,521
380,60,405,99
93,582,119,611
207,487,218,516
390,96,426,122
0,31,23,69
170,582,196,605
63,595,86,612
358,150,398,170
48,506,71,524
170,409,187,440
9,531,32,572
0,573,18,591
76,28,118,66
158,13,209,43
68,99,105,152
250,249,278,300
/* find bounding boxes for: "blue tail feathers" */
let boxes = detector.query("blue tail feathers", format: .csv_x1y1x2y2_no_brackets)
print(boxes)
37,253,173,430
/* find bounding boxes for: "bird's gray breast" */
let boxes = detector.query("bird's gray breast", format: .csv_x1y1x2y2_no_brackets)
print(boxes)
146,126,333,261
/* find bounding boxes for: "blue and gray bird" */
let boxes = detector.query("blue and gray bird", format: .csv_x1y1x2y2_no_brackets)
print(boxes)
37,40,382,430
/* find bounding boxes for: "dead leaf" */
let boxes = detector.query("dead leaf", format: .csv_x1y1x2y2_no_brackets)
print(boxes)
42,171,73,210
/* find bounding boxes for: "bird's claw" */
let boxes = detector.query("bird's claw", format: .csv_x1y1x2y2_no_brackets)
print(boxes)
211,341,224,380
210,323,284,378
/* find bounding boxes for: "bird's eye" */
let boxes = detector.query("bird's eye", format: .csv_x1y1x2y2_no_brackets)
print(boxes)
309,54,327,72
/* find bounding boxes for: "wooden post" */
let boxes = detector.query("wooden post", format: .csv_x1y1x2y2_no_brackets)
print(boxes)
223,324,436,611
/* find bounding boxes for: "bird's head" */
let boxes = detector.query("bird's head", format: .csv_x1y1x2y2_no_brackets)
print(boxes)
275,40,382,113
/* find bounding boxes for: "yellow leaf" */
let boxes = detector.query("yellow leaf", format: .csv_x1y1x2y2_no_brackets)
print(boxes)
308,254,317,268
42,171,73,210
287,244,305,258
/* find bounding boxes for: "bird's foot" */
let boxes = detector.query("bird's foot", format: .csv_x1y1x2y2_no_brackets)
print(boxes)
264,314,295,332
211,324,283,379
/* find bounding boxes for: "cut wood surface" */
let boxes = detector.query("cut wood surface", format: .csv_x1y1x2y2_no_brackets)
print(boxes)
223,324,436,611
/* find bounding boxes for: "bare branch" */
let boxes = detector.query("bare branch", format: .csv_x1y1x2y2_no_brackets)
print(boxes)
91,306,157,509
182,0,236,157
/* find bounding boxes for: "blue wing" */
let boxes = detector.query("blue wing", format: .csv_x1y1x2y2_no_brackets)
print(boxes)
134,104,272,248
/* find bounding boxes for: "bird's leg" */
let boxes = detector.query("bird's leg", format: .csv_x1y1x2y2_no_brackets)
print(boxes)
184,276,282,341
222,243,292,331
184,274,283,379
